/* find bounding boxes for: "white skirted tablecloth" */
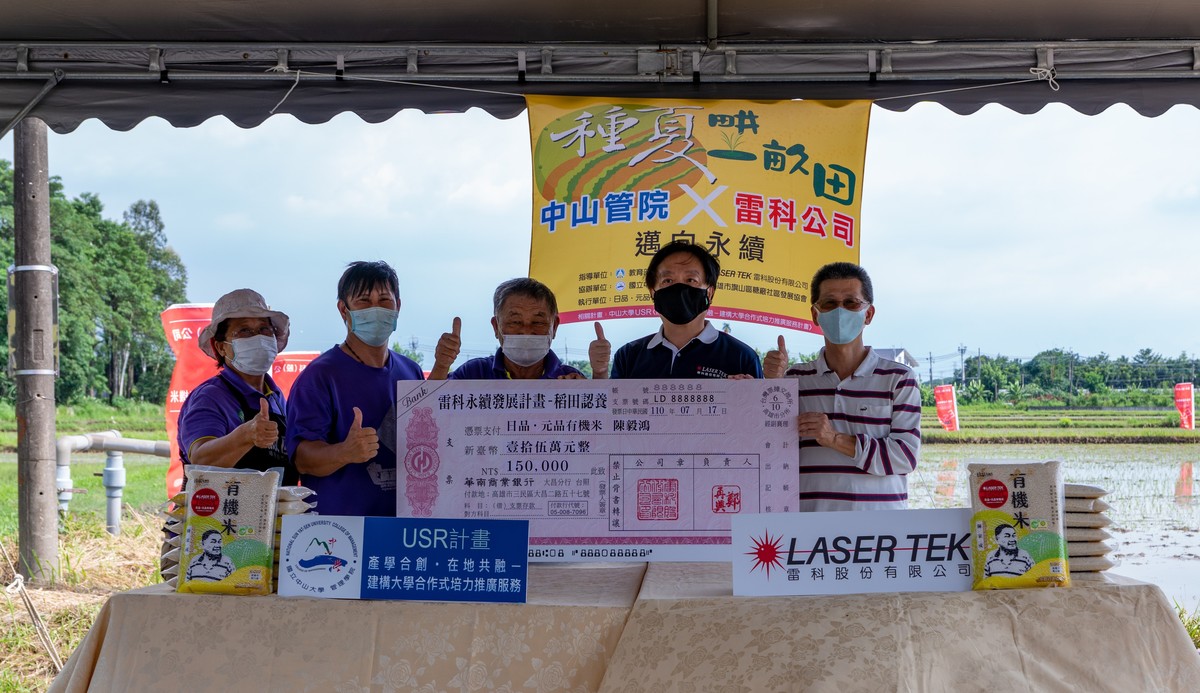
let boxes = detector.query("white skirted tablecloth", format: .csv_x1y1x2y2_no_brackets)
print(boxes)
50,562,646,693
598,564,1200,692
51,563,1200,692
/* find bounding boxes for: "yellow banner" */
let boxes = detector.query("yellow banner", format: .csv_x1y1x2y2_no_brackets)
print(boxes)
527,96,870,331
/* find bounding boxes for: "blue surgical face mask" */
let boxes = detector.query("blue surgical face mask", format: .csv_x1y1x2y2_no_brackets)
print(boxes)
347,306,399,347
815,306,868,345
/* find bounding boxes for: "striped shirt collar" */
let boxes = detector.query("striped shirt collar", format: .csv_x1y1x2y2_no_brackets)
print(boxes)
647,321,720,353
815,345,879,379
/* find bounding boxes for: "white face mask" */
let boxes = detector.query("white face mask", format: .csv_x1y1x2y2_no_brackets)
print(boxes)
500,333,552,368
225,334,278,376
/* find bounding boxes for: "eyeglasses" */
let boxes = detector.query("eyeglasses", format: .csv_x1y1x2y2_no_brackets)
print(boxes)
814,298,870,312
228,325,276,340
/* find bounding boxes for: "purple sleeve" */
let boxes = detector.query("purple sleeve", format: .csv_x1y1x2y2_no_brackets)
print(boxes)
285,367,337,458
178,379,240,463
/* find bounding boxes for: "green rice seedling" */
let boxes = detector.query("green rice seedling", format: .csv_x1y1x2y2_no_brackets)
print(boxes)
1174,601,1200,650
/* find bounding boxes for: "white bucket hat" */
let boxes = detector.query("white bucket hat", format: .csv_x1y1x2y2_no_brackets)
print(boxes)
198,289,290,359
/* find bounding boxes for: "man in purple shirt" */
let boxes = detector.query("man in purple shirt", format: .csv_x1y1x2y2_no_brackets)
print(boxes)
429,277,585,380
285,261,424,516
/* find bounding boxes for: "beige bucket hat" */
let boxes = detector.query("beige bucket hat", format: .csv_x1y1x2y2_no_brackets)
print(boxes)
198,289,290,359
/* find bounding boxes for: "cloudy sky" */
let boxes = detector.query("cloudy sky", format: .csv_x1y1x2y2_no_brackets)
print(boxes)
3,101,1198,381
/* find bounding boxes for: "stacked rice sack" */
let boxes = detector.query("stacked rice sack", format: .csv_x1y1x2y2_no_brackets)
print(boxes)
273,486,317,592
175,466,280,595
1063,483,1116,573
159,500,185,588
158,467,316,594
969,461,1071,589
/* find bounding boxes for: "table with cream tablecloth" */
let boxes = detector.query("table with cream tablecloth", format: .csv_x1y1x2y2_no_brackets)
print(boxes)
597,563,1200,692
49,561,1200,692
50,562,646,693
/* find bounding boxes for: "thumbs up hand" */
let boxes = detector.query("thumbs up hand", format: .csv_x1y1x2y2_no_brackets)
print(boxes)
340,406,379,463
763,335,789,379
589,322,611,379
240,397,279,448
429,317,462,380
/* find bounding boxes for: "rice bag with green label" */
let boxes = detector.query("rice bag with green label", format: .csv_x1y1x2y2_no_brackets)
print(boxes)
178,466,280,595
969,460,1071,590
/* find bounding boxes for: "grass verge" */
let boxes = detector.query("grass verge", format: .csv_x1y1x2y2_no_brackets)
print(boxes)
0,400,167,453
1177,602,1200,651
1,508,162,692
0,454,170,537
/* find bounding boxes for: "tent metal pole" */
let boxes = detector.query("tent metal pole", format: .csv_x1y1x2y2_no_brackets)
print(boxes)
0,70,62,142
706,0,719,49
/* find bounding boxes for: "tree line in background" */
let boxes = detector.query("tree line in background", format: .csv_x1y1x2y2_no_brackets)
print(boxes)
0,159,187,404
931,349,1195,408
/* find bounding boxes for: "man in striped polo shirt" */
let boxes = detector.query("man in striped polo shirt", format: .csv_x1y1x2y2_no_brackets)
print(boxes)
775,262,922,511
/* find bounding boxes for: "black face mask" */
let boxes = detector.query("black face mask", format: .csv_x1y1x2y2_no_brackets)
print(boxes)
653,283,710,325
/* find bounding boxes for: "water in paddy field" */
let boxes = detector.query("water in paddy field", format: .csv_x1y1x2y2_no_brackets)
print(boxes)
912,444,1200,608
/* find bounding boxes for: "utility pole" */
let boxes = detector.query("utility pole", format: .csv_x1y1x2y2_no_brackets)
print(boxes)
958,344,967,387
13,117,59,583
928,352,934,385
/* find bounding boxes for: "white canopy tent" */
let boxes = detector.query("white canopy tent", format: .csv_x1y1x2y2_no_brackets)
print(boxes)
4,0,1200,136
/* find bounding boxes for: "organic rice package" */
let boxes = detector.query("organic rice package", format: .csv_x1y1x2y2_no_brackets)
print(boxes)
968,460,1071,590
178,466,280,595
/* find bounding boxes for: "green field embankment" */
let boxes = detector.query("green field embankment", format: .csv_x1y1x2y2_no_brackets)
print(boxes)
0,400,167,453
922,406,1200,444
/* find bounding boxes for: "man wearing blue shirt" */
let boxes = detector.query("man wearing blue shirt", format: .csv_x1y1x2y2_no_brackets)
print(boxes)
429,277,584,380
589,241,763,379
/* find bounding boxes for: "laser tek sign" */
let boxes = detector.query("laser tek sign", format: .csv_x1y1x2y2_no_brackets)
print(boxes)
732,508,973,596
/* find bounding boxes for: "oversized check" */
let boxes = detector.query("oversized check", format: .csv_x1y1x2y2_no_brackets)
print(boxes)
395,379,800,561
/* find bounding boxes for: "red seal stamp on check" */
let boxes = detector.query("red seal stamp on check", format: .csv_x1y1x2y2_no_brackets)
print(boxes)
637,478,679,521
712,485,741,513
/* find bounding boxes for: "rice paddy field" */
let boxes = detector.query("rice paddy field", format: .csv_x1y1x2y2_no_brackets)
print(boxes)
913,443,1200,608
921,406,1200,443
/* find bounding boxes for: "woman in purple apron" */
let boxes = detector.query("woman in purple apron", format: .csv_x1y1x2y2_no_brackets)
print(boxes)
177,289,297,485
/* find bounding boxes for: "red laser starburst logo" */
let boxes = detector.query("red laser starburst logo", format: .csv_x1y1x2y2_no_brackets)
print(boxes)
746,531,785,579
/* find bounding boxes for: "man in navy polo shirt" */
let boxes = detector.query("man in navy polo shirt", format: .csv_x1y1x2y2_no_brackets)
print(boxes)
429,277,585,380
588,241,762,379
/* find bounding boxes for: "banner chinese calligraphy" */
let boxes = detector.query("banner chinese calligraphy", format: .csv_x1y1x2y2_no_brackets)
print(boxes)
1175,382,1194,430
527,96,870,330
934,384,959,432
